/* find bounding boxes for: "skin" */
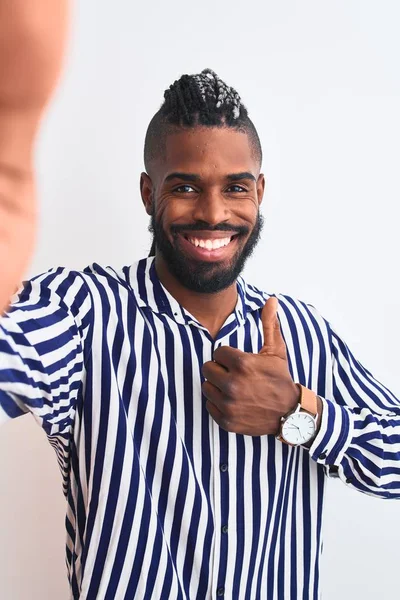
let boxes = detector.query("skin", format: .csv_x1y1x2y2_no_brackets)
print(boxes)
141,127,323,438
0,0,69,315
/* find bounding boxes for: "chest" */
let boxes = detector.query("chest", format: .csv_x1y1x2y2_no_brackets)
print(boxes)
83,306,332,452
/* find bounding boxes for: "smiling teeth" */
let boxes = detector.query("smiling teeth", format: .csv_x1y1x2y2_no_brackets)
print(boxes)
188,237,231,250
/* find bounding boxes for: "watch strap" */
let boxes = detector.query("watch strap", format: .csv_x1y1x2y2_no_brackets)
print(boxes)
296,383,318,416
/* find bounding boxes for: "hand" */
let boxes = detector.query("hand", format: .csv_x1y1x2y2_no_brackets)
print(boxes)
202,297,300,436
0,0,69,314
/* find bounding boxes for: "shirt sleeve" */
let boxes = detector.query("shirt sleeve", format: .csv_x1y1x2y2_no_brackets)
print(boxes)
307,315,400,499
0,268,93,436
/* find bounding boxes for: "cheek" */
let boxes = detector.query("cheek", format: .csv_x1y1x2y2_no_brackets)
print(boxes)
153,196,170,224
156,197,191,227
234,197,258,217
236,205,258,230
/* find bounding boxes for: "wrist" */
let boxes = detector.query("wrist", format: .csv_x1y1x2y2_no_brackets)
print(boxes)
302,396,323,448
273,383,300,434
287,382,301,413
276,386,322,447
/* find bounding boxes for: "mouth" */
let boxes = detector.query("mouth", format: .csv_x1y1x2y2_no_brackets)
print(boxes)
177,232,240,262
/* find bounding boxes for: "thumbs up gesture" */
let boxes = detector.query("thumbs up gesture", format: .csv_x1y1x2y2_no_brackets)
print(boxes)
202,297,300,436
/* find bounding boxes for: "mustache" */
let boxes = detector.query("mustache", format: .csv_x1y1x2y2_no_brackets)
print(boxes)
170,223,249,235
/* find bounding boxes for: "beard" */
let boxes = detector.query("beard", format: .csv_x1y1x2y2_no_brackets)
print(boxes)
148,210,264,294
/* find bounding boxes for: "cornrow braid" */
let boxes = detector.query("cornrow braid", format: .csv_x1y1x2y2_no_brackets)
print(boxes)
163,68,245,126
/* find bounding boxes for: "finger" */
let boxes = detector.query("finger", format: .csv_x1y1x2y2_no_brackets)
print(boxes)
205,399,230,431
212,345,247,371
202,380,226,412
203,382,233,432
202,360,230,391
260,297,287,359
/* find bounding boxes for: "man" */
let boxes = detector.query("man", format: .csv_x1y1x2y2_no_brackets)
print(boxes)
1,5,400,600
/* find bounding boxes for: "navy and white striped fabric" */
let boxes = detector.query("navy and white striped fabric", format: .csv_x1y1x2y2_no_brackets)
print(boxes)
1,256,400,600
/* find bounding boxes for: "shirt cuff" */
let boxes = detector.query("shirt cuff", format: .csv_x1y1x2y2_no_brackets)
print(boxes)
306,396,355,467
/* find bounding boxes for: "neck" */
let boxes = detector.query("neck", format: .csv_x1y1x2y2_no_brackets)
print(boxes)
154,254,238,338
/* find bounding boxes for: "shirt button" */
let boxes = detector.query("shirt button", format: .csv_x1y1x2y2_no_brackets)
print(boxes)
220,463,228,472
221,525,228,534
217,587,225,596
346,477,353,484
319,451,327,460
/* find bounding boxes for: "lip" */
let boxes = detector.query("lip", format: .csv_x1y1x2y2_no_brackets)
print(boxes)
178,233,238,262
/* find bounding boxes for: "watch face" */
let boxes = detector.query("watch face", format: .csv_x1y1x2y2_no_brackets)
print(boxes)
282,412,316,445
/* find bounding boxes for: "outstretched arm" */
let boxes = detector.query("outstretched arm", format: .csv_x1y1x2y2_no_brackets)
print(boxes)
0,0,69,314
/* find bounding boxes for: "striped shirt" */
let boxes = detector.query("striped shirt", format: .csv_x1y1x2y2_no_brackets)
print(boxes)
1,256,400,600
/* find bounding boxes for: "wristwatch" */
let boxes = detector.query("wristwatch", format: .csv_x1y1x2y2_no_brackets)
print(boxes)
276,384,319,446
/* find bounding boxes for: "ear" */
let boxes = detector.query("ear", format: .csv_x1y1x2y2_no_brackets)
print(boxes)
140,172,154,216
257,173,265,207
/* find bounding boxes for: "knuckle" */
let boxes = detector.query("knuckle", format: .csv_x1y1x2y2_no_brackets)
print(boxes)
220,417,233,432
224,378,238,398
232,353,246,370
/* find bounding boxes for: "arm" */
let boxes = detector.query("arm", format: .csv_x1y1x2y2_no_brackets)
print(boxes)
202,295,400,499
0,269,93,435
0,0,68,315
307,313,400,499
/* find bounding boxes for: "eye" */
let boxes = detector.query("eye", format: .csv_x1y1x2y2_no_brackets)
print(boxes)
174,185,197,194
226,184,247,193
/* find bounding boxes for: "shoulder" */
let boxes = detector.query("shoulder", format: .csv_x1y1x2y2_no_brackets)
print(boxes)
81,261,145,307
9,258,156,319
11,267,89,308
10,261,138,313
276,293,330,335
239,276,330,336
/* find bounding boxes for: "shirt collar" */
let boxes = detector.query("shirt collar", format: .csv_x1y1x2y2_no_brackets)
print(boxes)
129,257,268,327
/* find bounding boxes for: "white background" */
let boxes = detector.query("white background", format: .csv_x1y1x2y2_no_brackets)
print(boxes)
1,0,399,598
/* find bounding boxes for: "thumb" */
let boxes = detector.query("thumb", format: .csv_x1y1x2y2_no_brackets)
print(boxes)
259,296,287,359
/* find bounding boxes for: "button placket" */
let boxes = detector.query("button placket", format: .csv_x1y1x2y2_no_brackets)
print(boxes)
208,337,231,598
213,424,230,599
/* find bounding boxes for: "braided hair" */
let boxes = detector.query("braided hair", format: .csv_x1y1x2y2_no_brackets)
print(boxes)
164,68,242,125
145,68,261,166
144,69,262,255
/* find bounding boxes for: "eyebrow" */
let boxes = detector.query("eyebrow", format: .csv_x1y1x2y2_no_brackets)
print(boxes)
164,171,256,183
165,173,201,183
227,172,256,182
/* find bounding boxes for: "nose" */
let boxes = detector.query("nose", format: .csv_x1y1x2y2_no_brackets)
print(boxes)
192,191,231,227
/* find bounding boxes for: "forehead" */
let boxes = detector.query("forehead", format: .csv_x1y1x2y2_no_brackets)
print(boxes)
160,127,257,178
